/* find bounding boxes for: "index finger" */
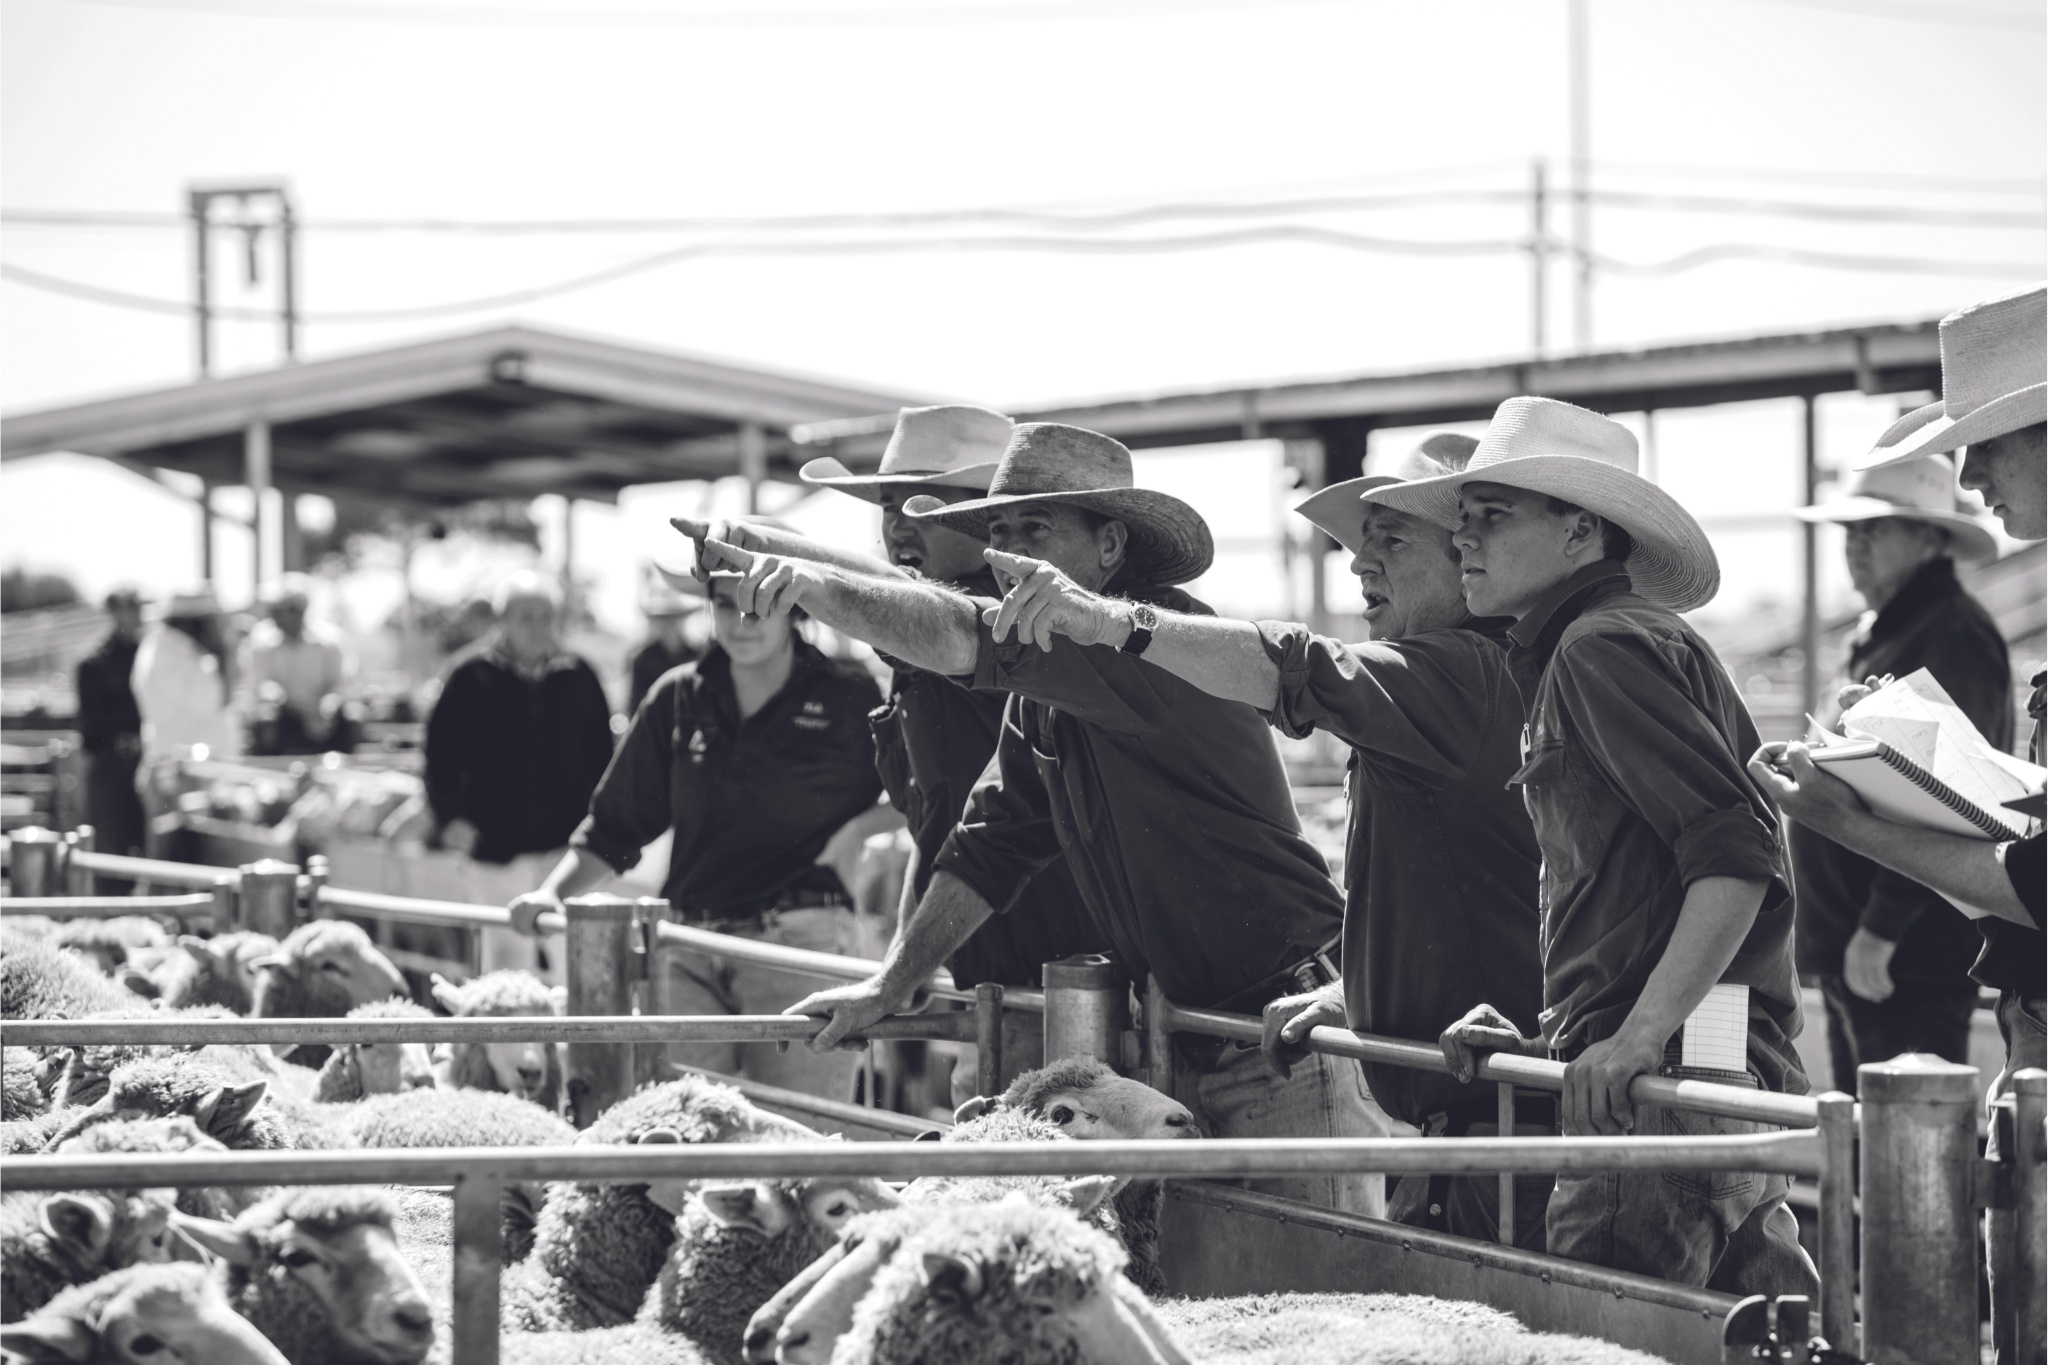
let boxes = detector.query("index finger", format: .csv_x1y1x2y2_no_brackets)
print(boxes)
701,537,756,571
670,516,711,541
983,547,1043,578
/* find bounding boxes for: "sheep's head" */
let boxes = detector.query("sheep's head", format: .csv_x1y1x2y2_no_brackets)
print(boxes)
699,1174,904,1245
173,1189,434,1365
326,999,437,1099
251,922,406,1026
42,1058,277,1152
430,970,556,1105
961,1057,1199,1142
54,918,169,979
35,1189,178,1277
0,1262,289,1365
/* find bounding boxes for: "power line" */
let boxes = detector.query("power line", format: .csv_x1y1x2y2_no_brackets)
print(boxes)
1727,0,2043,29
1589,243,2042,279
26,0,1370,26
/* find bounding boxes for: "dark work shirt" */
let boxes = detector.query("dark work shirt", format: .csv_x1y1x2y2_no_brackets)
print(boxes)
934,570,1346,1009
425,646,615,865
1790,557,2011,983
626,636,703,718
1507,562,1805,1095
1259,616,1542,1126
574,640,884,919
75,634,142,754
871,570,1103,989
1981,667,2045,998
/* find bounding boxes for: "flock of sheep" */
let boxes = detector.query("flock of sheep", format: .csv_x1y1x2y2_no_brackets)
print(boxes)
0,910,1672,1364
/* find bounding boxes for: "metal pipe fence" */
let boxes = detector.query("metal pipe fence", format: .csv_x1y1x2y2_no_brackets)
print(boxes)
5,1013,984,1048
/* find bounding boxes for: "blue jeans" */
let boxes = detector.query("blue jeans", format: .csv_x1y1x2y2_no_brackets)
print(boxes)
1546,1064,1819,1297
1181,1041,1391,1217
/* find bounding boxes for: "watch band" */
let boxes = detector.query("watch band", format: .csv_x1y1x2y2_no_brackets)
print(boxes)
1120,602,1158,657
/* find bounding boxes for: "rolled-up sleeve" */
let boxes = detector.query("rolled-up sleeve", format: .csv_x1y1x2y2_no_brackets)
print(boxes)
2003,833,2045,928
570,674,676,875
1554,631,1783,887
932,704,1064,913
969,614,1175,737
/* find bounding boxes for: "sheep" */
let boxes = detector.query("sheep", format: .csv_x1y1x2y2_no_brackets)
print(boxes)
41,1054,347,1154
170,1187,436,1365
50,1116,262,1223
313,1000,437,1104
120,931,279,1014
1,1186,178,1323
1153,1293,1674,1365
501,1074,813,1334
493,1323,713,1365
1,936,137,1022
49,919,169,980
0,1261,290,1365
3,1049,47,1121
250,921,409,1070
51,1005,270,1110
427,970,563,1114
2,1114,68,1156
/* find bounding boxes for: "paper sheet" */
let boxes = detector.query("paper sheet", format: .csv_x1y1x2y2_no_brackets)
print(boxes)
1839,669,2044,837
1680,983,1750,1072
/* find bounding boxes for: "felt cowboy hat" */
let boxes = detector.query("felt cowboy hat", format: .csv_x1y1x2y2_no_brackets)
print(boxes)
1857,283,2046,470
1791,455,1998,562
1294,432,1479,554
903,423,1214,585
798,405,1013,503
1368,396,1720,613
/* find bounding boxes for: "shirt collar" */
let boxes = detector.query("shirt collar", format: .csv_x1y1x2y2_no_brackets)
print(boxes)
1505,561,1633,655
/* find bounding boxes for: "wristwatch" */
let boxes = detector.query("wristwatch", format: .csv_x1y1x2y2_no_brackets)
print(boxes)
1121,602,1158,656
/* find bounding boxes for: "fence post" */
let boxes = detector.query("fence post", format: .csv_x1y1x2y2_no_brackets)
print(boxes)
8,827,62,897
302,855,332,920
974,983,1005,1099
1043,954,1128,1069
633,899,675,1091
237,860,302,938
1858,1053,1979,1364
1142,973,1174,1098
564,894,638,1129
64,826,96,896
2013,1068,2047,1365
450,1171,502,1365
1815,1090,1857,1356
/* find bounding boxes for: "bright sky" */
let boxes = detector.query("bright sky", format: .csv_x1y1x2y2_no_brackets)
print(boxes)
3,0,2043,642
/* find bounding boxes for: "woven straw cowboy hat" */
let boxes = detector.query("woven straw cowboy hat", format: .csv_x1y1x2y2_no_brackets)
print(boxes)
904,422,1215,585
1857,283,2046,471
1791,455,1998,562
798,405,1013,503
1294,432,1479,554
1368,396,1720,613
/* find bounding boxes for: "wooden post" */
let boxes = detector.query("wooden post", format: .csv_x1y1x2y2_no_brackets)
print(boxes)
237,860,300,938
449,1171,501,1365
564,895,638,1128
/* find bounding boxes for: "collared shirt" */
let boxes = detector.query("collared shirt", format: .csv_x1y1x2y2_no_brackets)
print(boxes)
243,623,350,718
132,625,240,763
574,640,884,919
1981,668,2045,998
1257,616,1542,1126
626,636,703,718
1506,561,1805,1094
1789,556,2011,983
76,633,141,754
870,569,1104,989
934,570,1346,1009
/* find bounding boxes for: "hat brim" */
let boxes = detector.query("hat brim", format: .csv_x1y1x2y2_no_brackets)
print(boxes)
1789,497,1999,561
905,486,1215,585
1294,475,1460,555
651,564,710,599
1370,455,1721,613
797,456,1000,505
1854,385,2048,470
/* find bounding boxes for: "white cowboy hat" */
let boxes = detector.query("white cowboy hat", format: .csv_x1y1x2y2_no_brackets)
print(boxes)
160,587,223,618
1857,283,2046,471
798,405,1013,503
1368,396,1720,613
639,563,703,613
1293,432,1479,554
1791,454,1998,562
904,423,1214,585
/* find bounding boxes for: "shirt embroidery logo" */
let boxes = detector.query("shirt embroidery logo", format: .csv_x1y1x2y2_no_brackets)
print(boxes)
802,701,826,715
793,716,831,731
688,728,709,764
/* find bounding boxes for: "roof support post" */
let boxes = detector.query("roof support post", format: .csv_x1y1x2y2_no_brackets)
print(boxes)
244,419,271,600
560,496,577,620
739,422,767,514
199,481,216,586
280,491,303,573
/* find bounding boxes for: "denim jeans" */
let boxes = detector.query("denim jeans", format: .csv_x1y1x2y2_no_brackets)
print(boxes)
1181,1041,1392,1217
1387,1109,1554,1250
1987,991,2046,1365
1546,1063,1820,1297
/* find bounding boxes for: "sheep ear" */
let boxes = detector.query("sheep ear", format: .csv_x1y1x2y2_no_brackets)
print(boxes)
247,953,293,977
169,1212,258,1267
911,1128,944,1143
177,935,218,963
118,966,162,998
429,974,465,1015
192,1080,268,1140
634,1127,682,1145
39,1194,113,1261
1054,1174,1118,1220
0,1318,97,1363
952,1096,993,1124
920,1251,984,1302
698,1184,773,1235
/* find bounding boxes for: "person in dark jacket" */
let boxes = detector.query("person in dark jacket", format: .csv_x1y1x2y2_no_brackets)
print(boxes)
624,572,701,717
1788,455,2010,1081
75,587,147,861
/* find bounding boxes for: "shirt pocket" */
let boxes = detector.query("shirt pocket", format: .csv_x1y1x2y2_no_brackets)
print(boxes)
1508,735,1597,890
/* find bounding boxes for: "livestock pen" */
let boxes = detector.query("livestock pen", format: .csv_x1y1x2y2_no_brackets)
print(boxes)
4,831,2044,1365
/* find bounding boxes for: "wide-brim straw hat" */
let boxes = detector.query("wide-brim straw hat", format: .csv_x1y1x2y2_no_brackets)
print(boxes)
798,405,1013,504
1857,283,2046,470
1791,454,1998,561
1294,432,1479,554
1369,397,1720,613
904,423,1214,585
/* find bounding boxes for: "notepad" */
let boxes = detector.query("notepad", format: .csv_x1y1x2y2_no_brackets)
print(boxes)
1681,984,1751,1072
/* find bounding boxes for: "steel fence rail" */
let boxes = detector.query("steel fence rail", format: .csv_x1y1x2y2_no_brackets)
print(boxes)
65,850,236,890
0,893,218,918
3,1012,979,1048
650,919,1046,1013
315,884,566,935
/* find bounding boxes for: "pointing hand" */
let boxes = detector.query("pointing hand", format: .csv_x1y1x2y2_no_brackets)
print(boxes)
981,548,1128,652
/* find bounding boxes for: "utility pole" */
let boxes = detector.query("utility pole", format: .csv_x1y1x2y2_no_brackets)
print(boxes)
1568,0,1593,350
1529,157,1549,357
188,182,300,379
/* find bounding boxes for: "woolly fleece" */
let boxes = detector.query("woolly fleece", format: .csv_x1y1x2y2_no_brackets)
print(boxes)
52,1115,260,1221
1,935,136,1020
2,1049,45,1120
50,916,168,976
1153,1293,1670,1365
314,998,436,1103
6,1261,258,1364
214,1187,411,1365
251,920,405,1070
433,969,564,1115
156,931,281,1013
0,1186,176,1323
42,1053,347,1152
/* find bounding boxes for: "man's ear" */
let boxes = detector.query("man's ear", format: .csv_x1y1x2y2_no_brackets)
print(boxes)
1562,508,1606,562
1097,518,1129,574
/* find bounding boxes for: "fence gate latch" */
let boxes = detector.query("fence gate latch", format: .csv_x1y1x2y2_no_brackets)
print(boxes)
1722,1294,1864,1363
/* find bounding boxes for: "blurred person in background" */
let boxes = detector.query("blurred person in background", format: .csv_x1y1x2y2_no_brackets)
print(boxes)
75,587,147,860
244,574,354,756
624,568,702,716
508,563,887,1100
131,587,240,856
1786,456,2008,1083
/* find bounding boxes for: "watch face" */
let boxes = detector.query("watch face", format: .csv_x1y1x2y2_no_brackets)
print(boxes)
1134,604,1158,629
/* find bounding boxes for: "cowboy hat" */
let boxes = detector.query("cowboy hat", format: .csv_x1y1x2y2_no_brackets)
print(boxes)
903,423,1213,585
1857,283,2046,470
160,587,222,619
654,515,802,597
1368,396,1720,613
798,405,1013,504
639,563,702,614
1791,455,1998,562
1294,432,1479,554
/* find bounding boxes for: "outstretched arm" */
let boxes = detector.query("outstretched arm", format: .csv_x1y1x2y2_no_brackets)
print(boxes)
703,538,981,675
982,548,1279,709
670,515,902,581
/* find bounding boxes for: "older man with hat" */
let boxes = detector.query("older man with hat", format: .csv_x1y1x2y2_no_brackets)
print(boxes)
698,421,1385,1213
1386,398,1814,1296
1751,282,2043,1361
978,430,1549,1244
1785,456,2009,1086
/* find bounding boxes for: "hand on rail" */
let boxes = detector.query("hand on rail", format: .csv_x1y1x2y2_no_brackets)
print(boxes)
785,977,913,1053
1561,1029,1664,1136
1438,1003,1544,1086
1261,982,1346,1080
507,890,564,938
439,819,480,857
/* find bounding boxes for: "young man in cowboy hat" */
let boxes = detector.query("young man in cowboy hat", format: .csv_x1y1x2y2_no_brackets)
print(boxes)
696,421,1385,1213
978,430,1550,1245
1751,282,2043,1361
1785,455,2009,1083
1376,397,1815,1295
